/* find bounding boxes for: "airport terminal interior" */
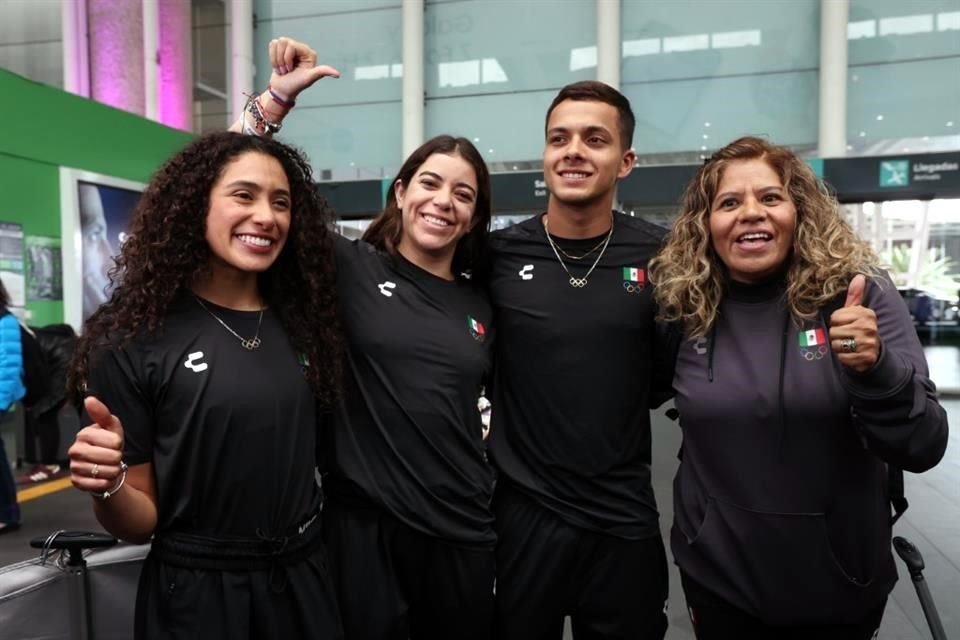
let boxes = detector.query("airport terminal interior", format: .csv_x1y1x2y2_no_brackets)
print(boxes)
1,0,959,638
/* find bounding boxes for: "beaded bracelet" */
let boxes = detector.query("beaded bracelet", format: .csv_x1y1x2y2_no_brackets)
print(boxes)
242,93,282,137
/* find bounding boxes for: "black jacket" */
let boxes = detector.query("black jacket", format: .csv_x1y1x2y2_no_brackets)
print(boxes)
26,324,77,416
666,274,948,625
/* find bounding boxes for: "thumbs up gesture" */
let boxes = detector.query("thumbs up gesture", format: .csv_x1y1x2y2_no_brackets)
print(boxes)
67,396,126,494
829,274,880,372
268,37,340,103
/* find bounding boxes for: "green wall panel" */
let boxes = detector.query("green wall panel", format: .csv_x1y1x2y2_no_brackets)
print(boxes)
0,70,194,325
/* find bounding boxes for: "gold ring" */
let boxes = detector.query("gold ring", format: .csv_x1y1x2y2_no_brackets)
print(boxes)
91,464,99,478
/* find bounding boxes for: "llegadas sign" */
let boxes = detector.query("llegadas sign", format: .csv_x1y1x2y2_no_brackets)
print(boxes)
880,158,959,188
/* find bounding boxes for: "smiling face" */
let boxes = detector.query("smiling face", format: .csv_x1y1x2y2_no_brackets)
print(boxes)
394,152,478,271
709,157,797,283
204,151,291,279
543,99,636,211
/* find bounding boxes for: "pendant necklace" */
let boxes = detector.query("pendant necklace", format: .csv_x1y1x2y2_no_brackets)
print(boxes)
544,213,614,288
194,295,264,350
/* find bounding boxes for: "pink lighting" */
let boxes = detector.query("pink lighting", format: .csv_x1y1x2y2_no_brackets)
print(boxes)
86,0,192,131
88,0,146,115
159,0,193,131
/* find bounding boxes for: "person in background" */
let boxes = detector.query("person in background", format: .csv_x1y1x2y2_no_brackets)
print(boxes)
0,279,26,535
66,132,345,639
648,136,949,639
21,324,78,482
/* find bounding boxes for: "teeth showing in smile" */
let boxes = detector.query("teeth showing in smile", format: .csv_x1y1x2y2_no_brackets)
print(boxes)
237,234,272,247
423,214,452,227
737,232,772,242
561,172,589,179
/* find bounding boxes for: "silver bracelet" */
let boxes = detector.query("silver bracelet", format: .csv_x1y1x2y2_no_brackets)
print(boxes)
91,461,129,501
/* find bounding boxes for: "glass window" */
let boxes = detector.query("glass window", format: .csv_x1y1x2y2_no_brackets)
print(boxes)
254,0,402,174
424,0,596,164
0,0,62,89
622,0,820,155
848,0,960,146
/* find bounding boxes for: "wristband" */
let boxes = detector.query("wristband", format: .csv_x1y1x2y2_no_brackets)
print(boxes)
267,85,295,109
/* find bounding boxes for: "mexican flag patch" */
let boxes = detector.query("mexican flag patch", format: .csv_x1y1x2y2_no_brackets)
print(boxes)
622,267,645,284
798,328,826,347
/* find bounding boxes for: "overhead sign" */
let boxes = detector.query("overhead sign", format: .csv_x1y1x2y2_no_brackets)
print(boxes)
824,151,960,202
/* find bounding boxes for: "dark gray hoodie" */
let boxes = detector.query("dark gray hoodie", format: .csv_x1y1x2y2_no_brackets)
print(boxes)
669,273,948,626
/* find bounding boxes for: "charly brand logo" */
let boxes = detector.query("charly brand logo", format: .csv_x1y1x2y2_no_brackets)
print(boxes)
183,351,208,373
879,160,909,187
467,315,486,342
693,337,707,356
622,266,645,294
518,264,534,280
798,327,828,361
378,281,397,297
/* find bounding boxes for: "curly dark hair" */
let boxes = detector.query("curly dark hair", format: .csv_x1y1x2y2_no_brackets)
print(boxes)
68,132,343,405
362,135,491,278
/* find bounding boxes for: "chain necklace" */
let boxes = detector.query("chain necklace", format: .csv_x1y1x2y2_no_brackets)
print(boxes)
553,235,608,261
194,295,264,350
543,213,614,288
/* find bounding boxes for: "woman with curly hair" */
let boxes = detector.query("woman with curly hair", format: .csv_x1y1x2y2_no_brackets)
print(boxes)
66,132,344,639
648,136,948,639
227,37,496,640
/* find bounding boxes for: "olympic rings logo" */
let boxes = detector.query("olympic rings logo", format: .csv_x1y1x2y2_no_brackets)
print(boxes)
800,345,829,361
623,282,644,294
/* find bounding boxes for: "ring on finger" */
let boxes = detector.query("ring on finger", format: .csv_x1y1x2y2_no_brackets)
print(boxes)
91,464,99,478
841,337,858,353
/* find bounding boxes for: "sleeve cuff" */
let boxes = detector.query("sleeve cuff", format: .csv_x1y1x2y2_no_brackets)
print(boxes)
840,341,913,400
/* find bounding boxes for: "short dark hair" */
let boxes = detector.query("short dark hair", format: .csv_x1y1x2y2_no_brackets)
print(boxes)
363,135,491,277
545,81,636,151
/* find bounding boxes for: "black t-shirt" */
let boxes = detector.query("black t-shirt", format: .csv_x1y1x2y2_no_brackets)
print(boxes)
328,237,495,546
87,296,321,538
487,211,666,539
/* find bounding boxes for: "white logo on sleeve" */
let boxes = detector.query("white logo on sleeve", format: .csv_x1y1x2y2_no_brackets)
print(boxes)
378,281,397,297
183,351,208,373
519,264,534,280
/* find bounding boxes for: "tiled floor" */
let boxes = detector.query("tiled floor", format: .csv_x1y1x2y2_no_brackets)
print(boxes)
3,397,958,639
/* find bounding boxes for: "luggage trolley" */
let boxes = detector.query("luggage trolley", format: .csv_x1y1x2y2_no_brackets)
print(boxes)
29,531,118,640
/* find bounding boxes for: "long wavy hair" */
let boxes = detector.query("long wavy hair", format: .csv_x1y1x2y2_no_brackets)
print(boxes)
649,136,880,338
362,135,491,278
68,132,343,405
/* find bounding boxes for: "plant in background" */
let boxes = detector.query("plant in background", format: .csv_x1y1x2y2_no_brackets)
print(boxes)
887,245,960,301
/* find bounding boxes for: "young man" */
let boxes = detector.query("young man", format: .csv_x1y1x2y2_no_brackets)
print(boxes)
487,81,669,639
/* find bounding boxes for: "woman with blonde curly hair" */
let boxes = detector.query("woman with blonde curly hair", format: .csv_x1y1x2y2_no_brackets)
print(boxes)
649,136,948,639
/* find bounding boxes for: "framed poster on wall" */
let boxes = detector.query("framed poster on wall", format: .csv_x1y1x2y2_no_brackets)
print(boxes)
0,222,25,312
26,236,62,302
60,168,146,331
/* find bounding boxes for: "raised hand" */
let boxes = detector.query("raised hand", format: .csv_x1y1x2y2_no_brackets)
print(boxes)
829,274,880,372
68,396,126,494
268,37,340,102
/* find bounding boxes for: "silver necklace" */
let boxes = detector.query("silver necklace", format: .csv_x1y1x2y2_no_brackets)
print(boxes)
544,214,614,288
194,295,264,350
553,235,608,260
